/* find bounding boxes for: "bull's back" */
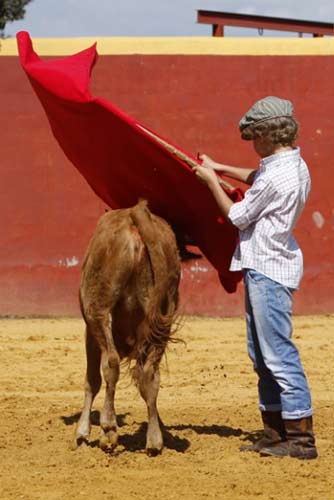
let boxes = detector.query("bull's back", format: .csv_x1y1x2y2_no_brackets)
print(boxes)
80,208,147,303
81,202,180,297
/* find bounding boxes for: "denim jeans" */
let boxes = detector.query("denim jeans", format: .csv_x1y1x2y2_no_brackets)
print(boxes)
244,269,313,420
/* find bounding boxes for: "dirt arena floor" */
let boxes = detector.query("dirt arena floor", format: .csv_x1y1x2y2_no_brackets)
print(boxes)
0,315,333,500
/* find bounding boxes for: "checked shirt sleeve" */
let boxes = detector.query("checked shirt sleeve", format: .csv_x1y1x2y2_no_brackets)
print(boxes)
228,177,274,230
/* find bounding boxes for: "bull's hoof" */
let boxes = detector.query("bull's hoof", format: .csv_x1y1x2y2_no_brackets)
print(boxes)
99,428,118,451
70,435,89,451
146,447,162,457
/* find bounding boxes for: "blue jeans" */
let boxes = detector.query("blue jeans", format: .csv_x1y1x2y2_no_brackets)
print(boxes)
244,269,313,420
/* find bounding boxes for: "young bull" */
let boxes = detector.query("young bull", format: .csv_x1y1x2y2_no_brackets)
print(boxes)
74,200,181,456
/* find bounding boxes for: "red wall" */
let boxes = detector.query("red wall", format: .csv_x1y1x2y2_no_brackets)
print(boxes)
1,54,333,316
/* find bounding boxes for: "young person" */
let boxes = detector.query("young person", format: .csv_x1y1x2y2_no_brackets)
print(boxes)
193,96,317,460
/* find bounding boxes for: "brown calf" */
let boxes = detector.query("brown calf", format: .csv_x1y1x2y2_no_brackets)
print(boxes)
74,200,180,455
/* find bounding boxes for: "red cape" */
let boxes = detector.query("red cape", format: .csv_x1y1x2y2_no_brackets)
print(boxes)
16,31,243,292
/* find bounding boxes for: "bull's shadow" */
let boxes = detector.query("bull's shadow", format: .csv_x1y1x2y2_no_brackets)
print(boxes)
164,422,260,447
164,422,244,438
61,411,190,454
61,412,251,454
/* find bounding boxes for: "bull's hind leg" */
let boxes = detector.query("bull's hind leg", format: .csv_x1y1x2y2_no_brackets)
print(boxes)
134,348,164,456
74,327,102,448
99,319,120,451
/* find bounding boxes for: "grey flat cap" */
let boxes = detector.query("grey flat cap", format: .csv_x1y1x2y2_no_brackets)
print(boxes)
239,96,294,131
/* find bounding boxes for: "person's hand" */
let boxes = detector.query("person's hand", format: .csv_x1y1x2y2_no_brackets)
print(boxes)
193,165,218,186
198,153,217,170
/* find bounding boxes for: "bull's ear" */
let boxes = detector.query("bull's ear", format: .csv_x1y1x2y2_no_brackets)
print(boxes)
170,224,202,261
179,248,202,262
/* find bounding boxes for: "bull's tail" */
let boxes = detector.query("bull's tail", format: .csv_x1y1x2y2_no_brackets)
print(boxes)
130,200,181,360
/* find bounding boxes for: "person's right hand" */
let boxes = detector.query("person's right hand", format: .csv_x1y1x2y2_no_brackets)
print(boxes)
193,165,219,187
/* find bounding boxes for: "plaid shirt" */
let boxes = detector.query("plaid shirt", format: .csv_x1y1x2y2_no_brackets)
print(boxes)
228,147,310,289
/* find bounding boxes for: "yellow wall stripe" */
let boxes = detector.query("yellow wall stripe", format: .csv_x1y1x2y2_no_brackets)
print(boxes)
1,36,334,56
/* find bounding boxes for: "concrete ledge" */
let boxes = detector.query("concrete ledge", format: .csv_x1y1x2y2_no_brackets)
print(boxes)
1,36,334,56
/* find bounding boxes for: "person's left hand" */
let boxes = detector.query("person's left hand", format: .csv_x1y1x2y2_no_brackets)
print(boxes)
193,165,218,186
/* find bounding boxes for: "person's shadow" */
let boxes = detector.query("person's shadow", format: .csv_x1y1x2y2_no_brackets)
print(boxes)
61,411,255,455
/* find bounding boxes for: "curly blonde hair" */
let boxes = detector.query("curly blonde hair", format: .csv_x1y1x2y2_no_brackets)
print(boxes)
241,117,299,146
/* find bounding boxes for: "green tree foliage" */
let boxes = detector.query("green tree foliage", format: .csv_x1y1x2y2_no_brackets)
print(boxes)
0,0,33,37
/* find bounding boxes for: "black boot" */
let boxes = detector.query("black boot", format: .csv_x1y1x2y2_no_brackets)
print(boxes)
240,411,286,452
260,416,318,460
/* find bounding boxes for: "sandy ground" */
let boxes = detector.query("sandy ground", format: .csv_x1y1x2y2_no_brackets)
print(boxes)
0,315,333,500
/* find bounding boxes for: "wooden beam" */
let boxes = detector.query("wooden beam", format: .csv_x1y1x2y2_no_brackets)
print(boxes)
213,24,224,37
197,10,334,37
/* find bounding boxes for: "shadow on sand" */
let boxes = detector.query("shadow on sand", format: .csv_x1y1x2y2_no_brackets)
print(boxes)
61,411,256,454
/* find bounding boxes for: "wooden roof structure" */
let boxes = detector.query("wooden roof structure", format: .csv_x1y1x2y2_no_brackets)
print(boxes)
197,10,334,37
